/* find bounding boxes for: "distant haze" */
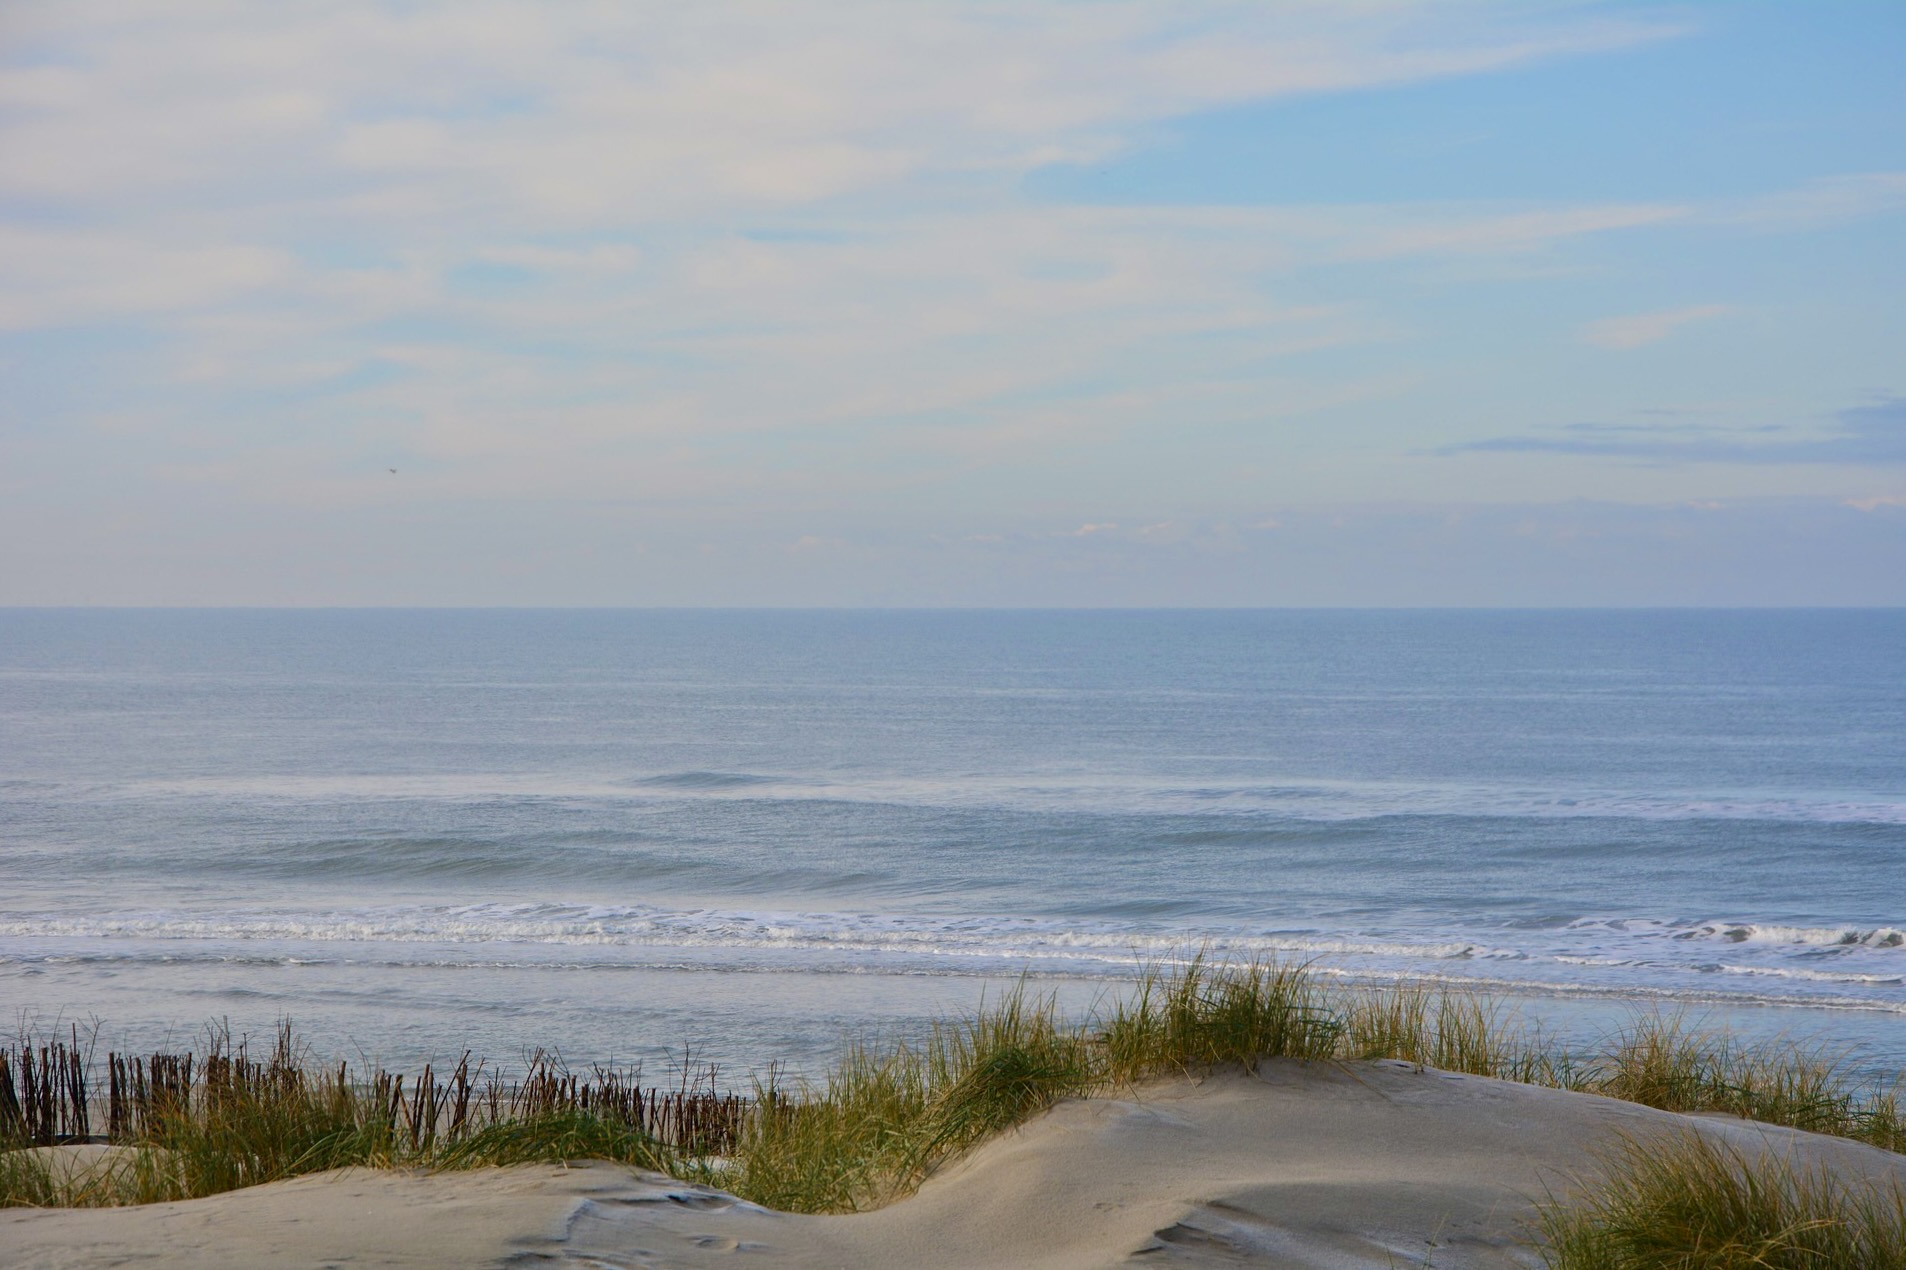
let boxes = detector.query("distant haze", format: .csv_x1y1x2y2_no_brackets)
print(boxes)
1,2,1901,605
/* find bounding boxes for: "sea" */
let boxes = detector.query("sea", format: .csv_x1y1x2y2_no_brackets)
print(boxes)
2,609,1902,1082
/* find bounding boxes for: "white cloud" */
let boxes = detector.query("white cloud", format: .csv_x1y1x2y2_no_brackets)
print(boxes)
6,182,1688,516
1581,304,1731,350
0,2,1678,223
0,0,1694,364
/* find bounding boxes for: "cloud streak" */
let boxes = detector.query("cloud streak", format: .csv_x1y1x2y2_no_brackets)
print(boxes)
1444,397,1906,466
1581,304,1730,349
0,2,1677,216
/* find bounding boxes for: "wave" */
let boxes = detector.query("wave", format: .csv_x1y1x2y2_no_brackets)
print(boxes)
1717,964,1906,987
21,903,1896,983
6,899,1906,1024
204,836,712,884
1302,966,1906,1016
14,772,1904,828
633,771,795,791
1691,924,1906,949
0,903,1514,964
4,905,1902,976
8,936,1906,1022
1568,918,1906,950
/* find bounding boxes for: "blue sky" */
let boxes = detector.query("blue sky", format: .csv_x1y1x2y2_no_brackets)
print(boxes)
1,1,1901,605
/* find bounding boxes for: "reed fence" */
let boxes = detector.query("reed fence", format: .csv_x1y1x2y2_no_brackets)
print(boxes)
1,1025,754,1156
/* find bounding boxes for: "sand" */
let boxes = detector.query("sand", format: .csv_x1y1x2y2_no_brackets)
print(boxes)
7,1058,1905,1269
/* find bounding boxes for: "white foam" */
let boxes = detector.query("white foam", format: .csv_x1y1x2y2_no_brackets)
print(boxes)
1717,964,1906,986
5,904,1904,1020
0,903,1501,966
1567,917,1906,950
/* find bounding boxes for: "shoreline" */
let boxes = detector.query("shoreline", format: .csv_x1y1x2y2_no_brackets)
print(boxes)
12,955,1906,1093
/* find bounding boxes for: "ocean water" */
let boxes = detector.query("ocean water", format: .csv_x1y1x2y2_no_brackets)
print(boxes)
2,609,1903,1077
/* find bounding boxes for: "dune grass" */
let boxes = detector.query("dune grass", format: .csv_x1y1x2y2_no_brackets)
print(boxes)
5,955,1903,1248
0,1146,187,1208
0,1151,66,1208
1540,1131,1906,1269
696,958,1905,1216
719,957,1367,1211
431,1108,672,1172
1592,1014,1906,1153
1101,956,1341,1079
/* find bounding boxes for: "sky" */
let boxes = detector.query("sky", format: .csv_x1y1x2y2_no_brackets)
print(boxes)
1,1,1902,606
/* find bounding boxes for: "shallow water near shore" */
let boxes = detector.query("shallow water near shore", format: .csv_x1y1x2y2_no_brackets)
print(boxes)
3,608,1902,1076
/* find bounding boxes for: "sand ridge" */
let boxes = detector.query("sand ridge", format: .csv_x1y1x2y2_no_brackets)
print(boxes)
7,1059,1905,1269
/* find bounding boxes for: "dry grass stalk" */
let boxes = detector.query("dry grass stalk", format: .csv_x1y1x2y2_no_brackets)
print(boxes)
1539,1131,1906,1269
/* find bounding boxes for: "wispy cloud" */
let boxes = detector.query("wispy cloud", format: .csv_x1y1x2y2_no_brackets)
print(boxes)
1581,304,1730,349
0,2,1677,216
1348,204,1687,260
1,2,1897,605
0,1,1711,517
1443,397,1906,466
1714,171,1906,230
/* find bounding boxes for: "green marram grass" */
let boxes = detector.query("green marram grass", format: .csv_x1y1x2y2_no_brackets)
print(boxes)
1540,1131,1906,1269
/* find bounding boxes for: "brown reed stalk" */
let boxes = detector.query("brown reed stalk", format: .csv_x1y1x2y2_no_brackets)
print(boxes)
0,1050,20,1142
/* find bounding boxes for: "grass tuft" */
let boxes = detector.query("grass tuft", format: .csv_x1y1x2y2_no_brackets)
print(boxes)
714,1044,929,1213
921,986,1098,1157
1102,954,1341,1080
0,1150,62,1208
1540,1131,1906,1269
1595,1014,1905,1152
432,1108,672,1171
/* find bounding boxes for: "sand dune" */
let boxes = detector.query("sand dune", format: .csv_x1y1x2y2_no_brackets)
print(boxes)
7,1059,1905,1269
